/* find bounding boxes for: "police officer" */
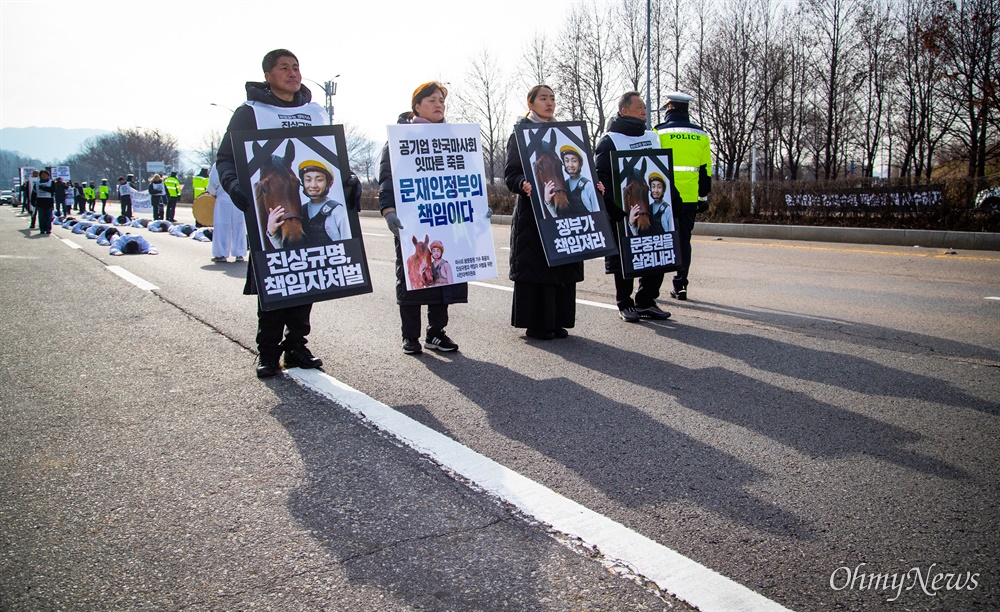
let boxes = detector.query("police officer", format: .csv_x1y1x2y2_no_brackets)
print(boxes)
164,171,183,222
85,181,96,212
654,92,712,301
98,179,110,214
192,167,209,199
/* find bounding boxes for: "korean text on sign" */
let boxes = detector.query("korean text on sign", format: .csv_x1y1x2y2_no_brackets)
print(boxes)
629,234,677,270
553,216,607,255
262,244,366,296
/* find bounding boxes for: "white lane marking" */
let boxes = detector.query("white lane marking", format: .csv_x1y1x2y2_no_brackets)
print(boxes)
0,255,38,259
287,368,791,612
61,238,82,250
106,265,159,291
986,297,1000,301
469,281,512,292
469,281,618,310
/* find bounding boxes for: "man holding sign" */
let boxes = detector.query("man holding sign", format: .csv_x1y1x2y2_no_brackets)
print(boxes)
596,91,675,322
217,48,360,378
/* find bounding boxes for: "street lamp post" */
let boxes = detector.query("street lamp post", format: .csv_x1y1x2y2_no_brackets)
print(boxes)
303,76,339,124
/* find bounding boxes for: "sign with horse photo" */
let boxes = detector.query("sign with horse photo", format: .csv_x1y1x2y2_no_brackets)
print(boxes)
386,123,498,292
231,124,373,311
611,149,683,278
514,121,618,267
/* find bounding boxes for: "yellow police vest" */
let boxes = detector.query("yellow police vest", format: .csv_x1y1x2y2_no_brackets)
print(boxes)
164,176,182,197
98,185,109,199
192,176,209,198
655,127,712,204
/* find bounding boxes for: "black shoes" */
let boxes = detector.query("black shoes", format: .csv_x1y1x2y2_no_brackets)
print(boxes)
284,346,322,369
256,356,280,378
402,337,422,354
670,288,688,300
619,307,640,323
424,332,458,352
636,304,671,320
526,328,555,340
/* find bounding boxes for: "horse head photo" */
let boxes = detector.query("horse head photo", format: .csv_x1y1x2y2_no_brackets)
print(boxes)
406,234,434,289
623,162,651,232
253,140,305,248
532,132,569,215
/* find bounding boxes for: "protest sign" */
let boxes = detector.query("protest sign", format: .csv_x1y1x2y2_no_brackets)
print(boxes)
514,121,617,266
128,186,152,214
611,149,683,278
387,122,497,291
231,124,372,311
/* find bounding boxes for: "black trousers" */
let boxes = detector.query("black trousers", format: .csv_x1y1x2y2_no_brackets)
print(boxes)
613,270,664,310
120,195,132,218
399,303,448,339
673,203,697,291
35,204,54,232
100,199,108,214
166,196,178,221
152,196,165,220
256,302,312,359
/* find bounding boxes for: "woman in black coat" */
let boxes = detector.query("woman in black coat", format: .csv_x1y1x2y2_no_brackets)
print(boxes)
503,85,596,340
379,81,467,355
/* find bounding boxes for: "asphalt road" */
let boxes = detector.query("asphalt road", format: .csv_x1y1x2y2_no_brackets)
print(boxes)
1,203,997,611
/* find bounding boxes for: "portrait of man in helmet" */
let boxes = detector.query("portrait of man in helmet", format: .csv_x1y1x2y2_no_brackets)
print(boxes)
264,157,352,250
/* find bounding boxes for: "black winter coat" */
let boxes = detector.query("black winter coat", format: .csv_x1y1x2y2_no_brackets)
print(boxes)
52,180,68,204
503,116,584,285
378,112,468,306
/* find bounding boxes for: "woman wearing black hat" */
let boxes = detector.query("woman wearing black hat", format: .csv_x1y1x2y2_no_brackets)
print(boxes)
378,81,467,355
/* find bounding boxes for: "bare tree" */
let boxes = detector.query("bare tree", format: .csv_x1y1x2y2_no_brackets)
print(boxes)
661,0,689,92
803,0,861,179
555,8,590,126
854,0,896,177
773,9,812,179
926,0,1000,179
695,0,773,179
555,2,620,146
615,0,648,93
343,123,381,184
69,128,179,187
895,0,937,177
195,128,223,168
520,32,554,91
454,49,512,184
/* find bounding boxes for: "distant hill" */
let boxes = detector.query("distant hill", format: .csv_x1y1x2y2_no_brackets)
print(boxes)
0,127,111,163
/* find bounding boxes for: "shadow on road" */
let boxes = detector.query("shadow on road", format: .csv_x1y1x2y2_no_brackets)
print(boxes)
264,376,658,609
662,323,998,417
425,353,813,539
683,299,1000,367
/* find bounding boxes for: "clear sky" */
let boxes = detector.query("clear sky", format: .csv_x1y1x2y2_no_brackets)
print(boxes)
1,0,580,159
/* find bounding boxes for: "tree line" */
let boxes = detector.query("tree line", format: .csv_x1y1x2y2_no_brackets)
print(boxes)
452,0,998,186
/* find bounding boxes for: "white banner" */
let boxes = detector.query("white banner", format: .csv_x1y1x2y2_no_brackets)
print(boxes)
128,185,152,214
387,123,497,290
52,166,71,182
